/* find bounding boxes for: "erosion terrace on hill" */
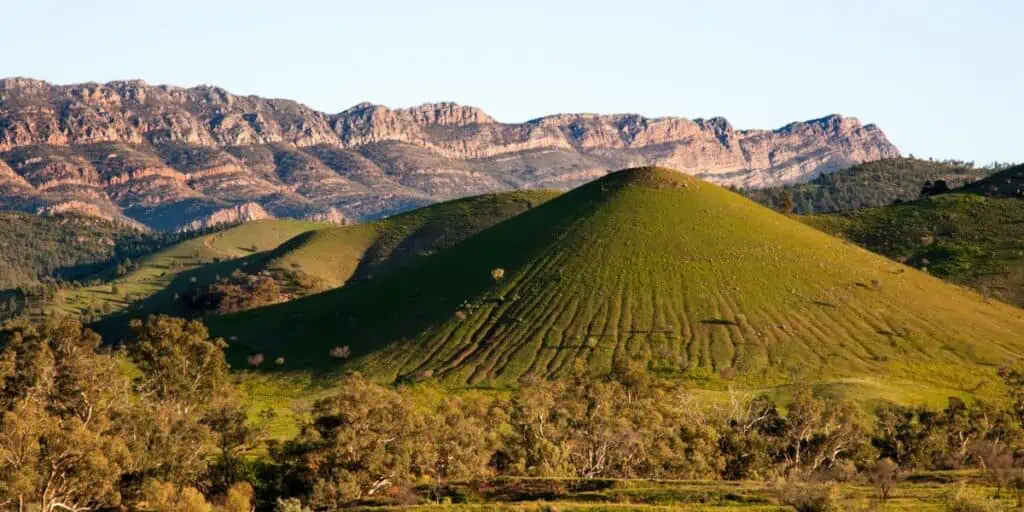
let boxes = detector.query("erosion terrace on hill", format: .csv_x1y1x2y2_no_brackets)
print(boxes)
0,78,898,230
211,167,1024,401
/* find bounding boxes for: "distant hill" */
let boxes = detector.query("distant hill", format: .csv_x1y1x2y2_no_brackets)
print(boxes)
50,219,329,321
211,168,1024,403
260,189,559,288
960,163,1024,198
742,158,999,214
805,164,1024,308
0,78,897,230
64,190,555,331
0,211,181,290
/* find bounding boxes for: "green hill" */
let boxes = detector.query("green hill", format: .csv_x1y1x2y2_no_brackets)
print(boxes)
53,219,330,319
742,157,997,214
62,190,558,325
211,167,1024,402
805,167,1024,308
259,189,559,288
0,212,175,290
960,163,1024,198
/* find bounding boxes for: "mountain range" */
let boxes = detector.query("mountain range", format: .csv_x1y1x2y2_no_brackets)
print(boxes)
0,78,899,230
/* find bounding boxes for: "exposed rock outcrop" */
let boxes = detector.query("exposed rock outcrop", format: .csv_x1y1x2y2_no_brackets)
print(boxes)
177,202,271,232
0,78,900,229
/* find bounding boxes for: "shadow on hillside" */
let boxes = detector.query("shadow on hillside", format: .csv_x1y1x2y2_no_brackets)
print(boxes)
700,318,740,326
89,251,272,344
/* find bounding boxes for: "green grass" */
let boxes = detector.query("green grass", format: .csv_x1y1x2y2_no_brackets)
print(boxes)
210,168,1024,405
57,190,560,330
347,475,1014,510
804,192,1024,308
52,219,330,321
262,190,560,287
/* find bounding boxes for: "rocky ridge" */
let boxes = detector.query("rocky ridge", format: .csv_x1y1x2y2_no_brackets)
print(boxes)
0,78,900,230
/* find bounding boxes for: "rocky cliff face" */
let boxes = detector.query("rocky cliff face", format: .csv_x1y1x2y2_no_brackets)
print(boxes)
0,78,899,230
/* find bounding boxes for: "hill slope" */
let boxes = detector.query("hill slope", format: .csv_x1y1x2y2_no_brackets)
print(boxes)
63,190,558,326
0,78,898,229
212,168,1024,397
960,163,1024,198
53,219,330,319
260,190,560,288
0,212,155,289
805,166,1024,307
742,158,998,214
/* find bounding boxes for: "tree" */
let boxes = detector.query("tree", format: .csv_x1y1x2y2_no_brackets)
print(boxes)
126,315,230,416
971,440,1015,497
424,395,502,500
0,318,130,512
867,457,900,502
506,369,675,480
271,374,432,507
780,189,796,214
203,400,273,495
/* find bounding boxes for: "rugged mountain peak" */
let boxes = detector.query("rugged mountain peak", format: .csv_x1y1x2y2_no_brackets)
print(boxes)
774,113,863,136
0,78,900,230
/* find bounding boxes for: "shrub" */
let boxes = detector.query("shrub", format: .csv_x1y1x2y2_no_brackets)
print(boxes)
943,483,1000,512
867,458,900,502
275,497,311,512
329,345,351,359
778,483,838,512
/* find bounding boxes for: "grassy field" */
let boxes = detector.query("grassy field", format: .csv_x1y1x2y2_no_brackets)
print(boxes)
211,168,1024,406
341,474,1014,511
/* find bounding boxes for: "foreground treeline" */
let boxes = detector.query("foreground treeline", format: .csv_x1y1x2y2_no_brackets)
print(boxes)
4,317,1024,511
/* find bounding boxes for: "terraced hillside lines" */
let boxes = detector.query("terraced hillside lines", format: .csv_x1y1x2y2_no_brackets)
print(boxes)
260,190,560,287
54,219,329,318
212,168,1024,397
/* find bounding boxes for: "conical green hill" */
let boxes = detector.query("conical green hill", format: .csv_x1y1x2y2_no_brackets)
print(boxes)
213,168,1024,394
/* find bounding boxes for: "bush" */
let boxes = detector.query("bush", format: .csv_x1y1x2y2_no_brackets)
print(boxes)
275,497,311,512
943,483,1000,512
867,458,900,502
329,345,351,359
778,483,839,512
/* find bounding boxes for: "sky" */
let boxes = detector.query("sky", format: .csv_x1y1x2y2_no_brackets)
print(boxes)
2,0,1021,163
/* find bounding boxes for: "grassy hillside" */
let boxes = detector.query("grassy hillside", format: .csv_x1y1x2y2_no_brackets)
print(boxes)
805,173,1024,308
0,211,173,289
960,163,1024,197
54,219,329,319
261,189,559,287
743,157,997,214
212,168,1024,403
62,190,558,330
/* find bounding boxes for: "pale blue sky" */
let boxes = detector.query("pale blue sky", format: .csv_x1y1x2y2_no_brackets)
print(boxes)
2,0,1021,163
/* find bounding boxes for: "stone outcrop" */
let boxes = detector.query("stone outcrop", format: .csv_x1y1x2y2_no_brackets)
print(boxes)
177,202,271,232
0,78,900,229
